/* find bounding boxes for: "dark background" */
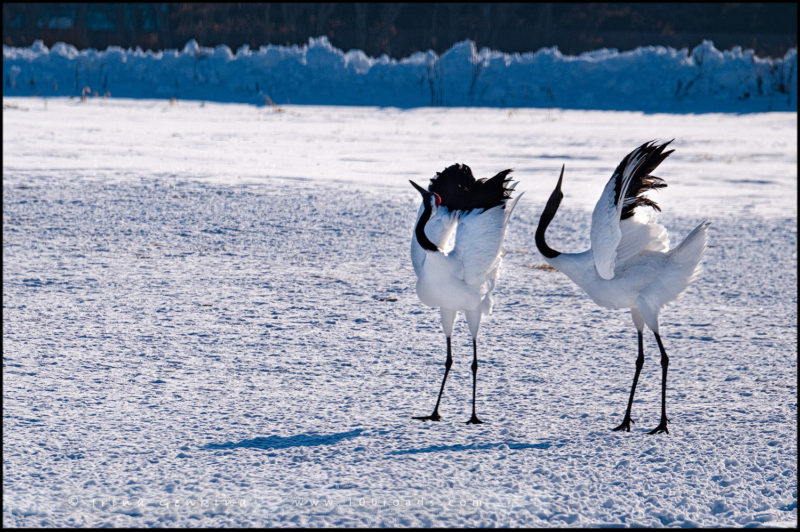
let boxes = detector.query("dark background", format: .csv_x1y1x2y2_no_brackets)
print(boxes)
3,3,797,58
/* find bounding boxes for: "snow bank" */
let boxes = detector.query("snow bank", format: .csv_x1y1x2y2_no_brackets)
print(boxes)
3,36,797,112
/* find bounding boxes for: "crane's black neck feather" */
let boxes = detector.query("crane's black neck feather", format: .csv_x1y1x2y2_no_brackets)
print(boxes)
415,197,439,252
429,163,514,212
535,166,564,259
613,140,673,219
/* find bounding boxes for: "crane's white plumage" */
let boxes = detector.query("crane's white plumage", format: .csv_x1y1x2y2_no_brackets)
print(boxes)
535,140,709,434
410,204,458,274
409,165,521,424
412,194,522,333
590,174,624,280
550,143,706,324
590,146,672,280
456,197,521,288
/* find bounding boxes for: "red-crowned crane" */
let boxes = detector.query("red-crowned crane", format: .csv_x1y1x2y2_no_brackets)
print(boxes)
410,164,522,424
534,141,709,434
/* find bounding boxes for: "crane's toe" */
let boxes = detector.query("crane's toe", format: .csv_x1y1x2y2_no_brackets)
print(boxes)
648,418,670,434
612,417,634,432
465,415,484,425
413,413,441,422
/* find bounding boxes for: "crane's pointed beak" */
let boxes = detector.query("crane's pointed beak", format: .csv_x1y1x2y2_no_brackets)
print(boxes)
556,164,564,192
409,180,429,197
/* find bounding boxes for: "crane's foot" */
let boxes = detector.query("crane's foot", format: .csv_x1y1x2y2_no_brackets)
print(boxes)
413,413,441,422
612,417,634,432
465,414,484,425
648,418,670,434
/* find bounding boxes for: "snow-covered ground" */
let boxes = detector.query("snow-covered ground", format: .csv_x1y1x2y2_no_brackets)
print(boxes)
3,38,797,112
3,97,797,527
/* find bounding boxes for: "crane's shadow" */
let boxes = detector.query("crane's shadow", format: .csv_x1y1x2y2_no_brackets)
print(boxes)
203,428,364,451
390,440,559,455
202,428,560,456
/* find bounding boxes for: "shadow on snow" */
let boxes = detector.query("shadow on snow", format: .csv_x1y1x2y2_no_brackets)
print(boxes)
390,441,558,455
203,429,364,451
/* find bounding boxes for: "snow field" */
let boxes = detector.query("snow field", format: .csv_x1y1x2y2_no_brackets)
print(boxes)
2,98,797,527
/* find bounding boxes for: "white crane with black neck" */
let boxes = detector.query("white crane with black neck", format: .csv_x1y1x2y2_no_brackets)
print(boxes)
534,140,709,434
409,163,522,424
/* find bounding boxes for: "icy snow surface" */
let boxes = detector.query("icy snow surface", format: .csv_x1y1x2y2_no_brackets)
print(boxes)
3,97,797,527
3,37,797,112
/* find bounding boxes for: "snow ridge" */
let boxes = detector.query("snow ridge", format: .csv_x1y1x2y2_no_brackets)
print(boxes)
3,37,797,112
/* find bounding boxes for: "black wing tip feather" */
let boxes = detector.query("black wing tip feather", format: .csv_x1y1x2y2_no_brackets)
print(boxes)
428,163,515,212
616,140,675,219
481,167,516,202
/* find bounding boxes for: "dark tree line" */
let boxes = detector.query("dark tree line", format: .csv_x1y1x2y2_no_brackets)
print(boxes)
3,3,797,58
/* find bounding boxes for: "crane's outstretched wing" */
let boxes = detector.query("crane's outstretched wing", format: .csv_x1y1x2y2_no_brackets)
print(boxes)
590,140,673,279
615,209,670,264
454,191,523,288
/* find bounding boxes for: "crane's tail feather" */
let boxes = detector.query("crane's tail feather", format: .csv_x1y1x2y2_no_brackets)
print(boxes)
669,220,710,270
639,220,710,323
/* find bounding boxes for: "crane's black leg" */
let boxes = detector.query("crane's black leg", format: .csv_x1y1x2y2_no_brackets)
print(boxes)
413,336,452,421
466,338,484,424
648,333,670,434
613,331,644,432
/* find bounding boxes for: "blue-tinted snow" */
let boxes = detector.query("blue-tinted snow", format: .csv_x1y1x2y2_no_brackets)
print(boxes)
3,37,797,112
